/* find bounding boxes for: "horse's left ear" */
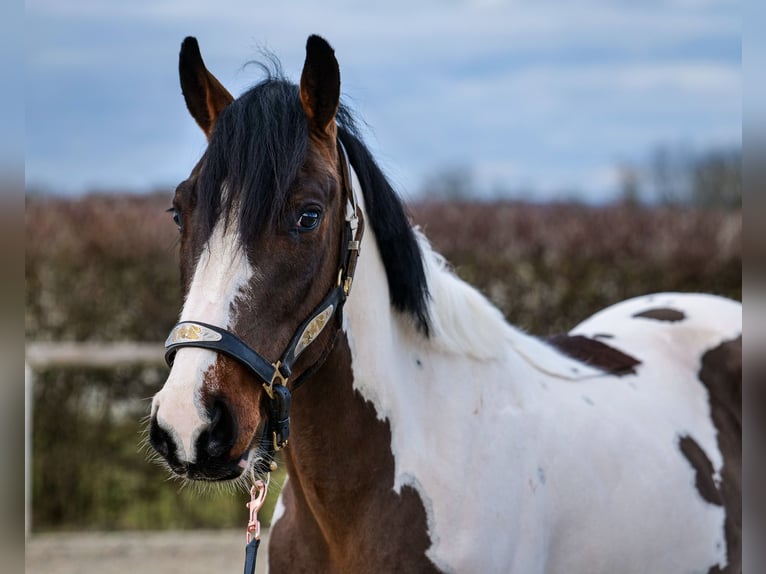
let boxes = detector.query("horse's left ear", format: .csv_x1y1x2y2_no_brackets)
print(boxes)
179,36,234,139
300,35,340,138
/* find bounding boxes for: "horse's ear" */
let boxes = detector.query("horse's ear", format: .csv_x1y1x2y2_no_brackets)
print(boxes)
300,35,340,138
179,37,234,139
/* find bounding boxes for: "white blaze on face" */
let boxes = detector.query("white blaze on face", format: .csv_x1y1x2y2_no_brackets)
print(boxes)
152,217,254,462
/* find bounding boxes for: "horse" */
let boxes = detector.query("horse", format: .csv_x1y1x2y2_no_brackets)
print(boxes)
149,35,742,573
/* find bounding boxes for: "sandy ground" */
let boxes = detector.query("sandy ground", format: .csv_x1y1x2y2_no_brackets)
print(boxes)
26,529,270,574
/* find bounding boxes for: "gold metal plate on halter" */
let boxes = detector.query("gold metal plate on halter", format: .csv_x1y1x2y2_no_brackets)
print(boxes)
164,323,222,347
294,305,335,359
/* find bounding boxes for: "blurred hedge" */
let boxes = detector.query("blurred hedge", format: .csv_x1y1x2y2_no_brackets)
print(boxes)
31,363,286,532
25,193,741,531
26,193,741,342
410,200,741,334
26,193,181,342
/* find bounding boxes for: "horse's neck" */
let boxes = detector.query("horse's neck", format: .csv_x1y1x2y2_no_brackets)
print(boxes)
278,208,548,574
277,212,439,559
279,331,436,571
277,195,599,561
280,332,394,529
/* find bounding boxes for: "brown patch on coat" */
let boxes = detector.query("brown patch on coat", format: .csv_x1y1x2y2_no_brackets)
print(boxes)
678,435,723,505
545,334,641,376
201,356,263,460
268,335,440,574
698,336,742,573
632,307,686,322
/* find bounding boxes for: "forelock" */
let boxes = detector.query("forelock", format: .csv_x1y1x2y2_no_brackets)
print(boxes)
197,77,309,246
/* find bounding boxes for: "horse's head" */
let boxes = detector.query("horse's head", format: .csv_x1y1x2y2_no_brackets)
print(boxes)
149,35,358,481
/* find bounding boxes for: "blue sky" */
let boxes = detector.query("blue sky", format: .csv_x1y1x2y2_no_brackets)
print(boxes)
25,0,740,201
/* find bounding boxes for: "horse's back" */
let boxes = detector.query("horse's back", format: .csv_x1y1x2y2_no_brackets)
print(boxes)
563,292,742,573
571,292,741,356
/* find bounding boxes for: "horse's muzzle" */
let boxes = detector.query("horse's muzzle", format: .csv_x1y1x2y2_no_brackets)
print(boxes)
149,399,247,481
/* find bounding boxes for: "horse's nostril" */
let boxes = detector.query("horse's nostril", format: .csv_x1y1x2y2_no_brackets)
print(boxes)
204,399,236,459
149,416,172,459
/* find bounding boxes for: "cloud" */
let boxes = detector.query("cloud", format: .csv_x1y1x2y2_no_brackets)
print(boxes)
25,1,741,199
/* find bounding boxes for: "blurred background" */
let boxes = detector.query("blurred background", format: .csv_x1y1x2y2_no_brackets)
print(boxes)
24,0,741,572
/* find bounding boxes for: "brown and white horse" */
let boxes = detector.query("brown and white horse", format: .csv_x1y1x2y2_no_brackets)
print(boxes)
149,35,742,573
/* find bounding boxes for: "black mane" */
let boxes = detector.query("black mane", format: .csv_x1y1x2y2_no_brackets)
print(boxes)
337,114,431,335
196,73,431,334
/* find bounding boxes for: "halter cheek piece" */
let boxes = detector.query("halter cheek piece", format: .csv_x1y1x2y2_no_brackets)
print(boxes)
163,141,363,473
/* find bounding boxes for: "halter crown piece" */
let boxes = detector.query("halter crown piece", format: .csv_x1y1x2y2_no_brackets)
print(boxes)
164,140,364,473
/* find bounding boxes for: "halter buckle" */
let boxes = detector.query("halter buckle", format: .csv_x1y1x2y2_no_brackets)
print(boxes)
273,432,287,451
264,379,291,451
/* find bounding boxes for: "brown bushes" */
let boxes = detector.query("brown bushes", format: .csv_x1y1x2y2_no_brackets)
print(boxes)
26,193,181,342
410,200,740,333
26,194,740,342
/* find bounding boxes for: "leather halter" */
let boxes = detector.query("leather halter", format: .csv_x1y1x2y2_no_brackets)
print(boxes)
163,141,363,472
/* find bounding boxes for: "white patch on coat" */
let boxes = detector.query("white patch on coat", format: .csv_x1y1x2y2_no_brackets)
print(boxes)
271,476,288,526
152,217,254,463
570,292,741,482
342,166,739,573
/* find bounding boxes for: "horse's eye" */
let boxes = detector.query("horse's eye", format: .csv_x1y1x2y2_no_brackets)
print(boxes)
296,209,321,231
167,207,183,231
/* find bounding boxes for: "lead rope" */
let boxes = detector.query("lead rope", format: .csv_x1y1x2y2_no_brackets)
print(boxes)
243,472,269,574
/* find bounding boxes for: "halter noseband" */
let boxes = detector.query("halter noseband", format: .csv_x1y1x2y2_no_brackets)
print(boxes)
163,140,363,472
